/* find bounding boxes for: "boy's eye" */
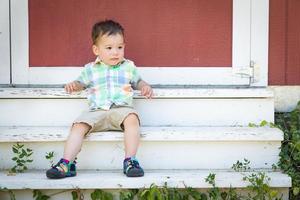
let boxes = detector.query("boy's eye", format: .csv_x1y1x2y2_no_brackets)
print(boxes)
118,46,124,49
106,47,112,50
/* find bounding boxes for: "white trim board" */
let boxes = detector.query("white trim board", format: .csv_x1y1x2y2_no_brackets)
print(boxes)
10,0,269,86
0,0,10,84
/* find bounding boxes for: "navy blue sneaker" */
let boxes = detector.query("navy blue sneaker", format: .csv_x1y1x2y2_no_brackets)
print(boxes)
46,159,76,179
123,157,144,177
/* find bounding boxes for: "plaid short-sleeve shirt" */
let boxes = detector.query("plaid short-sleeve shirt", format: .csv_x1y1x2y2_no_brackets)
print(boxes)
76,58,141,111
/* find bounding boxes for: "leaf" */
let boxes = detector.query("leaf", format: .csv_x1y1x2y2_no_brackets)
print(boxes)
22,149,27,156
71,191,78,200
293,187,300,196
27,152,33,157
248,123,257,127
12,157,18,161
12,147,18,154
260,120,268,127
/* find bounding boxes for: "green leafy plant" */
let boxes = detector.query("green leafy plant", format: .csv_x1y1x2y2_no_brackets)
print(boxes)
120,189,138,200
276,100,300,200
184,187,207,200
205,173,222,200
232,159,251,172
138,183,166,200
248,120,276,128
45,151,55,167
71,189,84,200
33,190,50,200
0,187,16,200
91,189,113,200
243,172,282,200
10,143,33,173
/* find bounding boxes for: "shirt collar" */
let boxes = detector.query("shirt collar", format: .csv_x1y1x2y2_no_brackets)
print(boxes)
94,57,125,68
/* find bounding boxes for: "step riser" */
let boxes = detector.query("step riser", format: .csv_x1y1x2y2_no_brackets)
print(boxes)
0,98,274,126
0,141,281,170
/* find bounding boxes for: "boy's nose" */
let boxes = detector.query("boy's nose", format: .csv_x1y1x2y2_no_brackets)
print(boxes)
112,49,118,55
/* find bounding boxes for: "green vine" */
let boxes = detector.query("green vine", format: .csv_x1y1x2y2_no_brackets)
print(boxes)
276,100,300,200
248,120,276,128
243,172,282,200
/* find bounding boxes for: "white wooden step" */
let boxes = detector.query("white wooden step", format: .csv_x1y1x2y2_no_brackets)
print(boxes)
0,88,274,126
0,126,283,170
0,169,291,189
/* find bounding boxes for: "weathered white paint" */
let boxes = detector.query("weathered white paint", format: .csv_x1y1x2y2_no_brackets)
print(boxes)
0,88,275,126
250,0,269,86
0,170,291,189
10,0,29,84
0,141,282,170
269,86,300,112
0,88,274,98
0,126,283,143
9,0,272,86
0,0,10,84
0,98,274,126
232,0,250,69
0,126,283,170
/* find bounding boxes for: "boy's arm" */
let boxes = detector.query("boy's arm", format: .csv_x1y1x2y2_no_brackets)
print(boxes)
65,81,86,94
137,80,153,99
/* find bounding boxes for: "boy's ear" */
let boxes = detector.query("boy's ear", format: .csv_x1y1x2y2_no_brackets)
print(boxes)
92,45,99,56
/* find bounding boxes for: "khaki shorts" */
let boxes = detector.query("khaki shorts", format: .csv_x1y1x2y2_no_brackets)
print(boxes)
73,106,140,134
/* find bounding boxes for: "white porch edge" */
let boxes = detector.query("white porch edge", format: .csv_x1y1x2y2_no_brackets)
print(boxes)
10,0,268,86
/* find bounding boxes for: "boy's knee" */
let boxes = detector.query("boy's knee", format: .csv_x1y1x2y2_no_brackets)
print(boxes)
72,122,92,132
123,113,139,126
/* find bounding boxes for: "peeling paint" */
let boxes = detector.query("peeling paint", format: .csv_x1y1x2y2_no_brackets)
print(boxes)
0,88,274,99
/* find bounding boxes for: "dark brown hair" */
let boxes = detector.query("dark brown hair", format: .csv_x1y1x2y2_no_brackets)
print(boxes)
92,20,124,44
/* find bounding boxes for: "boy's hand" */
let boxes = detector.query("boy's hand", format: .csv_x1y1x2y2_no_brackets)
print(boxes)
141,84,153,99
64,81,84,94
137,80,153,99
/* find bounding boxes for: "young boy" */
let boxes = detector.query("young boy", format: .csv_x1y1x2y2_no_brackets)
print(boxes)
46,20,153,178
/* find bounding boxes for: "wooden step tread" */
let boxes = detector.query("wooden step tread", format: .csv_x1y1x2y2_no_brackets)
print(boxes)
0,169,291,189
0,88,273,99
0,126,283,143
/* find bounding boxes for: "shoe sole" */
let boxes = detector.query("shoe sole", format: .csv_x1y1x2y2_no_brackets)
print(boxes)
46,171,76,179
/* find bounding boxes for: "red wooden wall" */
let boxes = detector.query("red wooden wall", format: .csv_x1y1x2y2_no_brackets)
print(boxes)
28,0,232,67
269,0,300,85
29,0,300,85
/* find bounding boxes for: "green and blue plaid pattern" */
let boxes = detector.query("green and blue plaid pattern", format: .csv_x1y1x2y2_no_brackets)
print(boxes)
76,58,141,110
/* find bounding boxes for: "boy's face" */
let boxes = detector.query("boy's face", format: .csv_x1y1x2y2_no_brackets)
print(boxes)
92,33,125,66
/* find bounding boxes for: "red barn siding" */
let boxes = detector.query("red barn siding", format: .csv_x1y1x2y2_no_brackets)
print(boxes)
269,0,300,85
29,0,232,67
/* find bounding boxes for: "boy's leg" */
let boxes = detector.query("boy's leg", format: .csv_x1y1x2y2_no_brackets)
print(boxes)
46,122,91,179
63,122,92,161
122,113,140,158
122,113,144,177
